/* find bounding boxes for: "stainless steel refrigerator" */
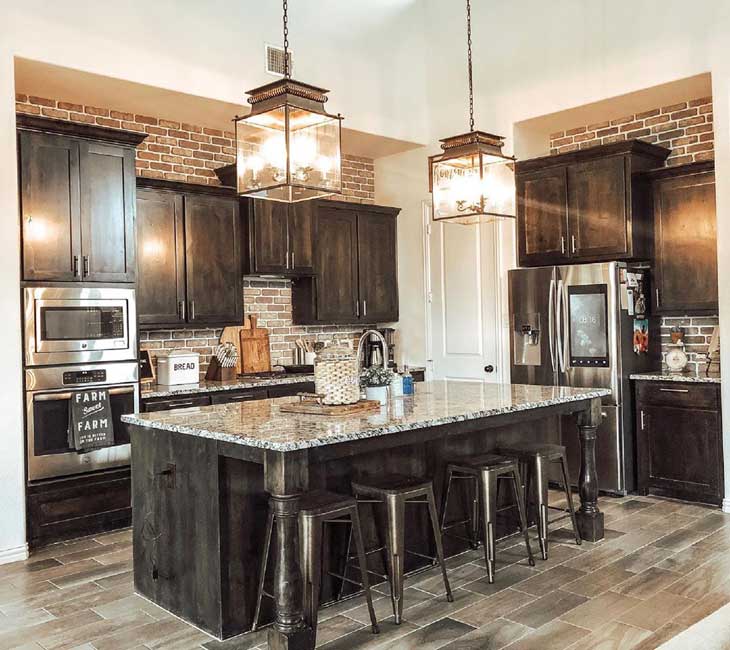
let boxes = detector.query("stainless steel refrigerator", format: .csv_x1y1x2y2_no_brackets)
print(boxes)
509,262,660,495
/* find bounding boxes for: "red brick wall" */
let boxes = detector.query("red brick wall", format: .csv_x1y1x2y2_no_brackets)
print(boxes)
549,96,714,166
15,94,375,202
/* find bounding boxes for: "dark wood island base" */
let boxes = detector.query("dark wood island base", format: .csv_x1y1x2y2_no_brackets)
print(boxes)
123,382,607,649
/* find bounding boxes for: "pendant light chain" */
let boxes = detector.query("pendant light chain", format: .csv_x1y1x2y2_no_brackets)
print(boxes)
282,0,291,79
466,0,474,132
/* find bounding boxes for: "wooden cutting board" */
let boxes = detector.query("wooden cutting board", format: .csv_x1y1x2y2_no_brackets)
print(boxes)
240,315,272,373
219,325,244,375
279,400,382,416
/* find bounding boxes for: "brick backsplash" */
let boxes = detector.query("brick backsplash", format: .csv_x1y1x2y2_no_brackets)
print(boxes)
140,279,374,377
549,96,714,166
15,94,375,202
660,316,718,373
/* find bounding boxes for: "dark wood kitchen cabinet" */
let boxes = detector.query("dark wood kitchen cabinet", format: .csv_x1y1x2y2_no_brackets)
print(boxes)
515,140,669,267
136,179,242,329
18,116,145,282
243,199,315,275
646,162,717,314
635,380,723,505
292,200,400,324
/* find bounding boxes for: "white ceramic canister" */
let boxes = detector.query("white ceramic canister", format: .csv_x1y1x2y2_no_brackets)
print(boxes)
314,344,360,405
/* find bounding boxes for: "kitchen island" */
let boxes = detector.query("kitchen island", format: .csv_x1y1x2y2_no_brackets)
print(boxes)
122,381,609,649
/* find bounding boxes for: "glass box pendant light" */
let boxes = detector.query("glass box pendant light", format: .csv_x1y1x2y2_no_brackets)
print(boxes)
234,0,343,202
428,0,516,224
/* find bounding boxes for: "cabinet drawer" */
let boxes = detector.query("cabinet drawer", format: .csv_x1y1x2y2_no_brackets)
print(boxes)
143,395,212,412
210,389,268,405
267,382,316,398
636,381,719,410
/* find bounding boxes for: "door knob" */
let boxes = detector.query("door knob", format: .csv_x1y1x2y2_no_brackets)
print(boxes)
484,365,494,373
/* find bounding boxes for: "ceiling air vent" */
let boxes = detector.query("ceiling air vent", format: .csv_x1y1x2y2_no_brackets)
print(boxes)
265,44,292,77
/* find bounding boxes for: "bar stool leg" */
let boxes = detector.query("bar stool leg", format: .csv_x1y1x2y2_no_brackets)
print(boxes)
350,506,380,634
479,470,498,583
300,517,323,631
337,521,355,601
384,495,406,624
252,507,275,632
535,456,550,560
510,467,536,567
560,455,582,546
439,467,454,538
425,486,454,602
468,477,479,550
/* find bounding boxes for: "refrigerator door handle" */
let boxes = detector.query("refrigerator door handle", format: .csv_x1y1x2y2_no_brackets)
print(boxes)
548,278,556,372
556,279,567,372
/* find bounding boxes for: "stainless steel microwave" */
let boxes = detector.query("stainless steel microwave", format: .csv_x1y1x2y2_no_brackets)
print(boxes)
24,286,137,366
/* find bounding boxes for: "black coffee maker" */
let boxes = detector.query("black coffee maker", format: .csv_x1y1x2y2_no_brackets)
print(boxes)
363,328,396,369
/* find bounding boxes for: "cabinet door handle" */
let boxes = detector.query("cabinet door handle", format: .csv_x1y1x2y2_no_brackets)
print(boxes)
570,235,577,254
179,301,186,321
659,388,689,394
189,301,196,320
355,301,360,317
228,394,255,401
83,256,89,277
560,236,566,255
290,251,295,269
363,300,367,317
73,255,80,277
170,401,195,408
640,410,645,430
655,289,661,308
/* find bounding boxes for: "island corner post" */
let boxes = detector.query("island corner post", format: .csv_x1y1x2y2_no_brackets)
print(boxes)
125,388,606,650
260,395,605,650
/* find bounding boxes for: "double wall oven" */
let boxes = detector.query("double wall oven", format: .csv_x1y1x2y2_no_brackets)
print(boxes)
23,286,138,481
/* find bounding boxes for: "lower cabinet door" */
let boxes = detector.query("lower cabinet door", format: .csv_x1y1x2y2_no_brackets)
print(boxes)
638,404,723,503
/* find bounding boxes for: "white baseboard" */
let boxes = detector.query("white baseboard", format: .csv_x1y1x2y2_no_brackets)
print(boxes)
723,498,730,514
0,543,29,565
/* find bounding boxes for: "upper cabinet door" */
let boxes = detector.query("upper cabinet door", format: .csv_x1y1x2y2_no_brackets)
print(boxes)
78,141,137,282
653,169,717,314
567,156,628,259
19,131,81,281
184,194,242,325
516,167,569,266
251,199,289,274
288,202,315,274
136,188,186,327
357,212,398,322
315,207,359,322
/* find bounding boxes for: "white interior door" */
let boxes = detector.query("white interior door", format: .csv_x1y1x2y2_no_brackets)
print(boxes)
426,204,504,382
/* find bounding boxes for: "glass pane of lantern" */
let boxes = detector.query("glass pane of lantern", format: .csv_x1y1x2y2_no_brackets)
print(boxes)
288,106,341,200
481,156,515,218
236,106,287,198
431,154,482,221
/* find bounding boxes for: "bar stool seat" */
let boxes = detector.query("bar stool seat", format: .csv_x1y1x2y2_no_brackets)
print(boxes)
252,490,379,635
441,453,535,583
497,443,581,561
350,474,453,624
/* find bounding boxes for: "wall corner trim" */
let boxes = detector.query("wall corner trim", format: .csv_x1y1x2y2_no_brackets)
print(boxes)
722,498,730,515
0,543,29,565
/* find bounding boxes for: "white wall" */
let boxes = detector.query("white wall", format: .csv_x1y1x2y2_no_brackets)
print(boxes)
0,0,430,559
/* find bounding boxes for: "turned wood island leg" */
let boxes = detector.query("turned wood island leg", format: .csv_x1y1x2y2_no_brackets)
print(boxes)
264,449,316,650
576,397,605,542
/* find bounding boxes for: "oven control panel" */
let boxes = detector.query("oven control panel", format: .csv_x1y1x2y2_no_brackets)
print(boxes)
62,369,107,385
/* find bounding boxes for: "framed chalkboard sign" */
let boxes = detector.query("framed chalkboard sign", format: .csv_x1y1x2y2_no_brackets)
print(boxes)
140,350,155,384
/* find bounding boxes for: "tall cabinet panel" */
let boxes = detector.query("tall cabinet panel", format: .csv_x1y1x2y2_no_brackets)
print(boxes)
19,131,81,281
137,189,186,326
357,212,398,322
184,194,242,325
79,141,137,282
250,200,289,274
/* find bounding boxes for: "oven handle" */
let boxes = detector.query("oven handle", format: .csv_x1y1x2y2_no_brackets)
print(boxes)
33,386,137,402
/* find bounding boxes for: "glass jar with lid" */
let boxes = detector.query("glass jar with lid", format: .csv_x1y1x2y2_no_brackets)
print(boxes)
314,343,360,405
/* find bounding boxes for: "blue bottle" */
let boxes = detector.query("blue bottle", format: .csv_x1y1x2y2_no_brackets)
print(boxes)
402,366,414,395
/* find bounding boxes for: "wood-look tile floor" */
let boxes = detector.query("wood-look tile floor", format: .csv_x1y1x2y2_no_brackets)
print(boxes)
3,493,730,650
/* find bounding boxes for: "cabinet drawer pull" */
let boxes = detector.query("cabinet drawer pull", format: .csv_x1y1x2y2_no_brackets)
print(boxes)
228,394,255,401
170,400,196,407
640,410,645,430
658,388,689,394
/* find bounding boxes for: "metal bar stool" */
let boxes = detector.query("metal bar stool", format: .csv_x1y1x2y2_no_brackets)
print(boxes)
350,474,453,625
440,453,535,583
252,490,379,635
497,443,581,560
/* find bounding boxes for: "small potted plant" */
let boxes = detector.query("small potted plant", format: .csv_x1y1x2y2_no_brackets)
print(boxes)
361,365,394,405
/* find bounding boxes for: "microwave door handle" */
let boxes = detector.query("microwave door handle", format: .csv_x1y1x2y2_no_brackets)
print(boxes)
548,279,556,372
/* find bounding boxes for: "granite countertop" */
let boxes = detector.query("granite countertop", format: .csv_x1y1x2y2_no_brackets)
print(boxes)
141,374,315,399
123,381,610,452
630,370,721,384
